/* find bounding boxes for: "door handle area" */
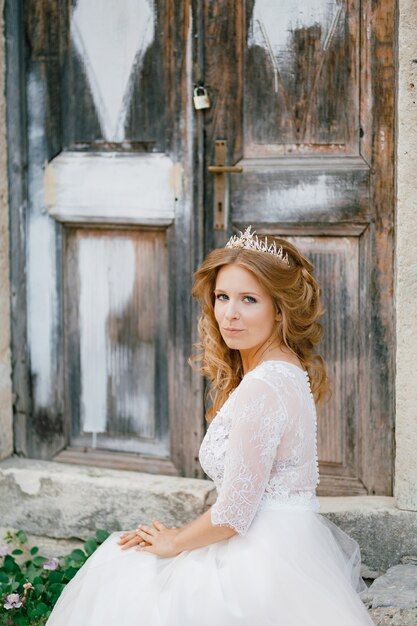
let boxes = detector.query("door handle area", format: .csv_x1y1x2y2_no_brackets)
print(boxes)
208,140,243,230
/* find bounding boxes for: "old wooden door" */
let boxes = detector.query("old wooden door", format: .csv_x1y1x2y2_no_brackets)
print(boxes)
8,0,394,494
201,0,395,495
8,0,204,477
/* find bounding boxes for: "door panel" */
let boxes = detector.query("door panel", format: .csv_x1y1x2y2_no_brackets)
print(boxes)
245,0,358,153
65,228,169,456
286,235,365,494
203,0,394,494
16,0,204,477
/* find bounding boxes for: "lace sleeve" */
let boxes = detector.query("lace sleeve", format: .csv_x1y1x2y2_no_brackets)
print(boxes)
210,376,289,536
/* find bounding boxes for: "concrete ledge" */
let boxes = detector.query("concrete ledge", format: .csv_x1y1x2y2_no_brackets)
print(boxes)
320,496,417,573
0,457,217,540
1,458,416,574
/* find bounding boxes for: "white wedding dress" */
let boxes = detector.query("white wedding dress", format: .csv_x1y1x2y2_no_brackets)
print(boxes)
46,360,375,625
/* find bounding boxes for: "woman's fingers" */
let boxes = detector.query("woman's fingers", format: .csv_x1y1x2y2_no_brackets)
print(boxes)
117,531,136,543
117,529,151,549
119,533,150,550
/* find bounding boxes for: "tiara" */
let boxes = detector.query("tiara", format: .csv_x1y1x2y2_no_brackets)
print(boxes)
225,226,290,266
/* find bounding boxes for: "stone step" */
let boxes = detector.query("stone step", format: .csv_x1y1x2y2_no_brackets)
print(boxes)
1,457,417,570
1,454,417,626
364,563,417,625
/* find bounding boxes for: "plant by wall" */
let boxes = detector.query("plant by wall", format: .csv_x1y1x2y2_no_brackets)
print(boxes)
0,528,110,625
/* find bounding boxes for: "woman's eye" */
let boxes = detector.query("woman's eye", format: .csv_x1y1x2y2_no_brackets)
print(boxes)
243,296,257,303
215,293,228,301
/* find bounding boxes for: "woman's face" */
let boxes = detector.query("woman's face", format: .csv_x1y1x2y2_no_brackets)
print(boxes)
214,264,279,355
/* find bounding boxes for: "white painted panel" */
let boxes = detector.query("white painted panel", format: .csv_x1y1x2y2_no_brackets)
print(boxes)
44,152,180,225
27,216,57,408
78,237,136,433
27,72,59,410
71,0,155,141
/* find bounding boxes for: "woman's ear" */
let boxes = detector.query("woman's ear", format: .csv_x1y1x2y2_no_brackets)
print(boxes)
275,309,282,322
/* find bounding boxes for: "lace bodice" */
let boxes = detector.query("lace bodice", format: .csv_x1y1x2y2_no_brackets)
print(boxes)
198,360,320,536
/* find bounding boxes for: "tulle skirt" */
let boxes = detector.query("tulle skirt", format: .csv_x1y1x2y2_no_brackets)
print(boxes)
45,501,375,626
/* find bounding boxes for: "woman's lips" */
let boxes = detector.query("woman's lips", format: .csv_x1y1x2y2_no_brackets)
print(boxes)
222,328,244,334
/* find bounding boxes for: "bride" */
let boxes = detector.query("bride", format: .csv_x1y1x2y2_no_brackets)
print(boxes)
46,228,375,625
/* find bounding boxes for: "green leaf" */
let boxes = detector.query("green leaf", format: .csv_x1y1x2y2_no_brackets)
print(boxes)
15,530,28,544
11,549,24,555
30,547,39,556
84,538,97,556
95,528,110,543
0,570,9,583
69,549,86,562
62,567,78,581
3,555,18,573
32,556,48,567
46,570,63,583
48,582,65,595
36,601,49,615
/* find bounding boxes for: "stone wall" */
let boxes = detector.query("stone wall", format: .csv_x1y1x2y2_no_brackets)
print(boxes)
394,0,417,511
0,0,13,461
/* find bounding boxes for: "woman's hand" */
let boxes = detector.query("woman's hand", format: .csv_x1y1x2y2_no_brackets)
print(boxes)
117,519,160,550
135,520,183,558
117,520,182,558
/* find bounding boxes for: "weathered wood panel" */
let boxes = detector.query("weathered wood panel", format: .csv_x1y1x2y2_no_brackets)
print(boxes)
244,0,358,153
5,0,32,456
8,0,205,477
65,228,169,456
44,152,177,226
20,0,65,459
61,0,170,150
359,0,395,495
202,0,395,495
232,158,370,224
286,235,364,491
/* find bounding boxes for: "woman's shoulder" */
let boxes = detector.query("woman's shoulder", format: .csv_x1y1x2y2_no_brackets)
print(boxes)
234,359,308,400
244,359,308,383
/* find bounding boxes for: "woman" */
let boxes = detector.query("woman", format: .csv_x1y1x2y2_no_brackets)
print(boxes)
46,228,375,625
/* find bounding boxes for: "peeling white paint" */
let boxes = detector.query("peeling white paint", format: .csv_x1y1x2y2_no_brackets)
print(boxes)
45,152,177,225
110,340,155,438
27,71,60,411
27,216,56,408
248,0,342,92
249,0,342,50
71,0,155,141
79,237,135,433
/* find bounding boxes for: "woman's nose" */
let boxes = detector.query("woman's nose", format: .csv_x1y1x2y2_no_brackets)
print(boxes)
224,301,239,320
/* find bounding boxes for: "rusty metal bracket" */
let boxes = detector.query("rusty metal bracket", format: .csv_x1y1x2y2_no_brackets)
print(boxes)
208,140,243,230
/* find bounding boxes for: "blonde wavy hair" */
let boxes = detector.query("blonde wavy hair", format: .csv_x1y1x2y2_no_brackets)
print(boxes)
189,236,329,422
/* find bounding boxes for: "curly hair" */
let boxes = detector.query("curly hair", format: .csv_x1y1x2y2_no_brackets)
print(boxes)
189,236,329,422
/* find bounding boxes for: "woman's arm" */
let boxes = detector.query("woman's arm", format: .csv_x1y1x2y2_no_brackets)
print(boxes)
173,506,237,552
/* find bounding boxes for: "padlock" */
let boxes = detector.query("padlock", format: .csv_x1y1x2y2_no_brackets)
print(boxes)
193,86,211,110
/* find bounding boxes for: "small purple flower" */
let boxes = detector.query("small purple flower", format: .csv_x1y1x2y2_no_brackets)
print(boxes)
0,545,9,557
4,593,22,610
43,557,59,571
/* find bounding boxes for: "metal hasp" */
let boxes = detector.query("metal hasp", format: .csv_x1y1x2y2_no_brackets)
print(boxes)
208,140,243,230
